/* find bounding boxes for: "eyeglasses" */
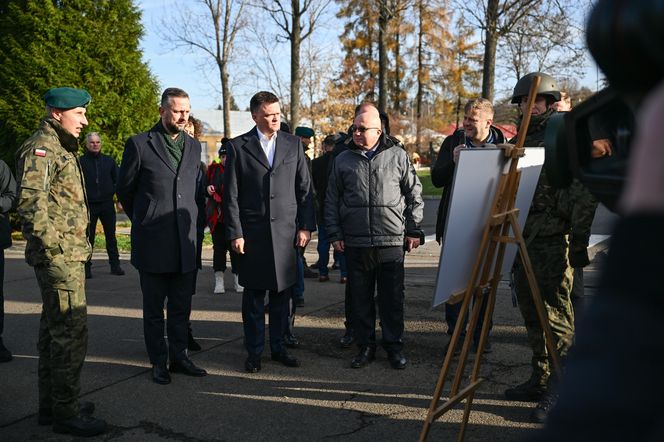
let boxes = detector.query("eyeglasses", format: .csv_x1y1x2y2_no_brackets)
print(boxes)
350,125,381,134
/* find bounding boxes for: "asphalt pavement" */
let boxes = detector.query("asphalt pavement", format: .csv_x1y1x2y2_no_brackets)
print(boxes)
0,200,617,441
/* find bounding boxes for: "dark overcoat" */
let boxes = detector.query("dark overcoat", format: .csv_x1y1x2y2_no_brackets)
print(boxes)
223,127,315,292
117,123,202,274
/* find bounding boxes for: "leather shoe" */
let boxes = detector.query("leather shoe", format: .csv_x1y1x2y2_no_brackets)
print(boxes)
295,298,305,308
38,401,95,426
387,352,408,369
350,346,376,368
53,414,107,437
169,357,207,377
152,364,171,384
110,264,125,276
339,330,354,348
245,355,261,373
339,276,348,284
319,275,330,282
271,350,300,367
303,267,318,279
284,333,300,348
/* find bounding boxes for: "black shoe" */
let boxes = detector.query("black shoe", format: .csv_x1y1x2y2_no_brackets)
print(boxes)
531,389,558,423
295,298,305,308
85,264,92,279
0,340,12,363
350,346,376,368
271,350,300,367
245,355,261,373
110,264,125,276
52,414,107,437
387,351,408,369
284,333,300,348
152,364,171,385
38,401,95,426
303,267,318,279
169,357,207,377
339,331,354,348
187,331,202,351
505,374,548,402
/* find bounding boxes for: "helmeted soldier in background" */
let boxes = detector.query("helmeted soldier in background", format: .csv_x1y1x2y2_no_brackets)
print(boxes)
15,87,107,437
505,73,597,423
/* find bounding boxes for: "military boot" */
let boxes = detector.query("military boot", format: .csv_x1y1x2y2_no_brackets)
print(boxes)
504,372,548,402
531,388,558,423
52,414,107,437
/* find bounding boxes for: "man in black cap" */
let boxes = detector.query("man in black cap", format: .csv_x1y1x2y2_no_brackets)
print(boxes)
80,132,124,278
15,86,107,436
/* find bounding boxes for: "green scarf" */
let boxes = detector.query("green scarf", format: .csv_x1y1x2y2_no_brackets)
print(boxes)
160,122,185,169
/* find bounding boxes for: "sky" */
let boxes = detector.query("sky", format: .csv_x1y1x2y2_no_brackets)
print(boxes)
134,0,602,111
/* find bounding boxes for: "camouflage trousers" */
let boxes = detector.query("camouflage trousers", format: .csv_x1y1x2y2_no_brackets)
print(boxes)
514,234,574,382
34,261,88,420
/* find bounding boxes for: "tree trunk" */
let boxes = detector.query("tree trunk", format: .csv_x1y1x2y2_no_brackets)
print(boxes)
481,0,499,101
221,60,231,138
290,0,302,129
415,0,424,150
378,3,388,112
394,27,401,114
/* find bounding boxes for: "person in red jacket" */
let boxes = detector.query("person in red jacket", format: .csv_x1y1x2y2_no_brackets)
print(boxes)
206,141,242,294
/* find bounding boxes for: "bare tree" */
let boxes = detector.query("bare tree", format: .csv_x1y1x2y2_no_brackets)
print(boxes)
256,0,331,129
160,0,247,137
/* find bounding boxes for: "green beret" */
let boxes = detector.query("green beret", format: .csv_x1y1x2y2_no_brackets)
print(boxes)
43,87,91,109
294,126,315,138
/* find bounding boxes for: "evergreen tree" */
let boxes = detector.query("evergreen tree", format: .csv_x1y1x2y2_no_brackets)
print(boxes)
0,0,159,165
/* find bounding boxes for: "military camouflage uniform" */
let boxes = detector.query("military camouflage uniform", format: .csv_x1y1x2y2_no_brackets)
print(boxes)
15,117,91,421
512,110,597,384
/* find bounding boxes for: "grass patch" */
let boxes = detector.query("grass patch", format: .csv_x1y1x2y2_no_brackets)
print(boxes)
93,231,213,253
417,168,443,197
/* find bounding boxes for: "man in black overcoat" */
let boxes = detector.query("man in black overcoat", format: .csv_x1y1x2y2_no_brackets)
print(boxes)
223,91,315,373
117,88,207,384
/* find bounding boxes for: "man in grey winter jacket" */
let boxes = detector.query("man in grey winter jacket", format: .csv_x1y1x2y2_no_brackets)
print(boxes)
325,104,424,370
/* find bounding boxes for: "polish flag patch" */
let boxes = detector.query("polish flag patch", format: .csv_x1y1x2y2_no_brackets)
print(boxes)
34,148,47,157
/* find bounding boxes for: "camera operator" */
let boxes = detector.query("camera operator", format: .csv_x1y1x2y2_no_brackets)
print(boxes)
537,0,664,439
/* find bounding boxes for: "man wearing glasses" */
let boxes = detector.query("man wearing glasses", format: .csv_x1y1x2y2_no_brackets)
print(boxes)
325,103,424,370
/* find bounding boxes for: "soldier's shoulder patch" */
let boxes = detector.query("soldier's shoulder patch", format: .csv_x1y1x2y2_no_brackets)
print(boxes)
34,148,47,157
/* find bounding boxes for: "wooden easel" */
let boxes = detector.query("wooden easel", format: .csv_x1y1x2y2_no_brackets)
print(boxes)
419,76,563,441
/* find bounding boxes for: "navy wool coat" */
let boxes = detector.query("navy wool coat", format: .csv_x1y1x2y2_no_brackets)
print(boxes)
223,128,315,292
117,123,202,274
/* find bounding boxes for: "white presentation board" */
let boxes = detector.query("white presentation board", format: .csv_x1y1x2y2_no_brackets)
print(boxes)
432,147,544,308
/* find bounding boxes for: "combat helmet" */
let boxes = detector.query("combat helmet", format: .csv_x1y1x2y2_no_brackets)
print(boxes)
511,72,561,103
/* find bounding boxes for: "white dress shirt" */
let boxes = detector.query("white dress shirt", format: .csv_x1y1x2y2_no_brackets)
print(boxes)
257,129,277,167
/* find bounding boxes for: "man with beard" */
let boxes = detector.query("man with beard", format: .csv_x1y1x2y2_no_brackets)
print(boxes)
117,88,207,385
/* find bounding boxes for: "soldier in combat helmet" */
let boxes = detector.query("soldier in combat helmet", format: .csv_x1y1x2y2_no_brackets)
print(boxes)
15,87,107,437
504,73,597,423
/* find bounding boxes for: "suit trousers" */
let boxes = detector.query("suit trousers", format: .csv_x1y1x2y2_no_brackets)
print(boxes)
139,270,195,365
0,250,4,337
345,246,405,353
242,287,290,356
88,201,120,266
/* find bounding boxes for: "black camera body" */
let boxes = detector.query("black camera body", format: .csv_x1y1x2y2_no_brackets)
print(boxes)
544,0,664,212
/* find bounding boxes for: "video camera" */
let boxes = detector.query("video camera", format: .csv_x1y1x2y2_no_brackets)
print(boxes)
544,0,664,212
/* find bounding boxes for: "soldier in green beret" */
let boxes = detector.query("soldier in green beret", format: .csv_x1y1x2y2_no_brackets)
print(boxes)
15,87,107,437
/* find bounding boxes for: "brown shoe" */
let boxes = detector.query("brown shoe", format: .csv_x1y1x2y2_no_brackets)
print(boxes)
340,276,348,284
319,275,330,282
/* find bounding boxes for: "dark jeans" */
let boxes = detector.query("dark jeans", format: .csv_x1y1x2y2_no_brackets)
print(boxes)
139,271,195,365
346,246,405,353
88,201,119,266
211,223,238,273
242,287,290,356
317,223,347,277
445,295,492,344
